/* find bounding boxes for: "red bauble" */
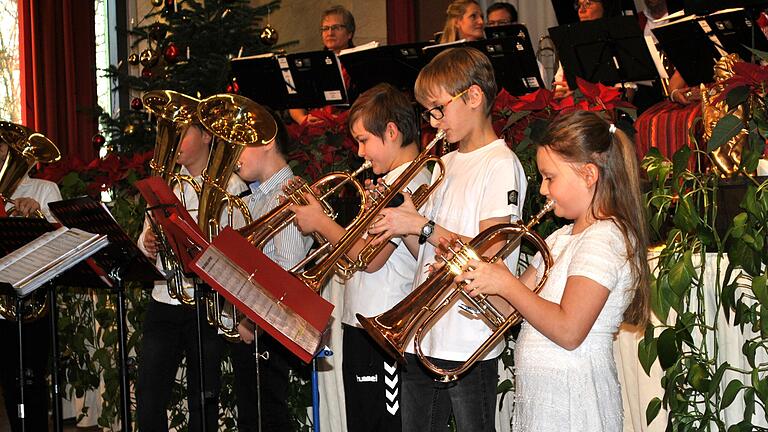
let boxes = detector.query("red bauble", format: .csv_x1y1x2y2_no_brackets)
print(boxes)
141,67,153,78
164,43,180,63
131,97,143,110
226,79,240,94
92,134,106,147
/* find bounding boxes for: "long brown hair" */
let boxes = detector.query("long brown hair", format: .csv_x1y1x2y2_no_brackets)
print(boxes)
539,110,650,327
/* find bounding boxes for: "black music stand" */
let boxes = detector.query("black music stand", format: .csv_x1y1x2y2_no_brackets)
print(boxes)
338,42,430,99
0,218,112,432
549,15,659,90
230,50,349,110
422,33,545,95
49,197,162,432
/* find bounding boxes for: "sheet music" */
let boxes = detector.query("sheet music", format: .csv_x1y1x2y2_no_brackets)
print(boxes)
0,228,109,296
196,246,321,355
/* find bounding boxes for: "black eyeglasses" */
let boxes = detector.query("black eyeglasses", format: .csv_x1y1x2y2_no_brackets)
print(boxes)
421,88,469,122
320,24,346,33
574,0,600,10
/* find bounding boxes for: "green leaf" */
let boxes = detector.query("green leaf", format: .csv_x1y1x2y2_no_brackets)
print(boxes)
730,212,748,239
502,110,531,132
746,46,768,62
638,334,658,376
742,340,758,369
668,258,693,297
751,274,768,307
725,85,750,108
646,397,662,425
673,196,699,233
657,328,679,369
672,145,691,175
708,114,744,152
687,362,710,392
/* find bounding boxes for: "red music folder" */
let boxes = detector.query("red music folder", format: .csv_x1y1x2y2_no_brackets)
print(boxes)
169,215,334,363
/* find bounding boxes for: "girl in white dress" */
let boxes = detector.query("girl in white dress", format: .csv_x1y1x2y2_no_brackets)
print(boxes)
456,110,651,431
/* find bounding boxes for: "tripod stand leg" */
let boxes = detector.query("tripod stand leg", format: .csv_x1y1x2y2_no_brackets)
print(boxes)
48,284,62,432
194,282,209,432
115,279,133,432
16,296,26,432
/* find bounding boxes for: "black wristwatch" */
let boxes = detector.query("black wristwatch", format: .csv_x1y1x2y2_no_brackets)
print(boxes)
418,220,435,245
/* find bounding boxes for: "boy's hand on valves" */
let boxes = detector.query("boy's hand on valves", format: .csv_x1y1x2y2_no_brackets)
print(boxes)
367,191,422,244
288,192,325,235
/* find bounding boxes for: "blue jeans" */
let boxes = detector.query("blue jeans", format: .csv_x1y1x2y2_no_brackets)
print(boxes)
401,353,498,432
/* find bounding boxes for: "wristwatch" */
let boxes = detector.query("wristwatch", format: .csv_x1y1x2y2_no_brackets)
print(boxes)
418,220,435,245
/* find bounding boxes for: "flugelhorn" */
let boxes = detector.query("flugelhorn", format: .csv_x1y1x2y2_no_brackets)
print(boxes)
197,93,276,340
294,129,446,293
237,160,372,277
142,90,201,305
0,121,61,321
357,200,555,382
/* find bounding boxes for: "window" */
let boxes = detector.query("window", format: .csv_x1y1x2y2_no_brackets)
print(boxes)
0,0,20,123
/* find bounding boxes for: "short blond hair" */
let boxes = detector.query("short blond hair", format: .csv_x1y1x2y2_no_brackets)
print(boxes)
414,47,497,116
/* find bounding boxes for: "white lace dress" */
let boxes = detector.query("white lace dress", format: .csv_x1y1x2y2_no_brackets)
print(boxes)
512,220,634,432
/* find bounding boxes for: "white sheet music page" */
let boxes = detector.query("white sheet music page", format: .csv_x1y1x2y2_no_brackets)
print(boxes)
196,246,321,355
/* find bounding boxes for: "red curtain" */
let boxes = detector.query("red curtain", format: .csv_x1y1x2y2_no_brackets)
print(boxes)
387,0,416,45
18,0,98,162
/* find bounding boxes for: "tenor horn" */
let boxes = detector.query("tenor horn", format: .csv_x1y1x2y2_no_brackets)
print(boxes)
357,200,555,382
0,121,61,320
142,90,201,305
294,129,446,293
197,93,276,340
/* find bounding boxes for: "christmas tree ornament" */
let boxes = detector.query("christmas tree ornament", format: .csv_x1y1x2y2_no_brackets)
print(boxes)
164,43,180,63
128,53,140,65
92,134,106,147
131,97,143,110
151,0,163,6
260,24,278,46
141,66,153,79
148,23,167,41
123,124,136,135
226,78,240,94
140,48,159,67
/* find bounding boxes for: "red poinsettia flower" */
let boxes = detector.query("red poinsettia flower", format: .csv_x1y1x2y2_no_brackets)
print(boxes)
504,88,554,111
575,77,634,111
719,61,768,101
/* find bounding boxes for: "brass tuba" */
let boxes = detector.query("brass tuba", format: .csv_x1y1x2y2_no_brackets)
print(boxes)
293,129,447,292
0,121,61,321
196,93,276,340
357,200,555,382
142,90,201,305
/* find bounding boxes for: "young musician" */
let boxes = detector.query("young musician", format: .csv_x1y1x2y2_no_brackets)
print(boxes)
136,122,247,431
0,140,62,431
368,47,527,432
230,109,312,432
457,110,650,430
289,83,430,431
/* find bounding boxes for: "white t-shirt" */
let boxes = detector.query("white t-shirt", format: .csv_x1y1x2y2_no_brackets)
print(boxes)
342,161,431,327
7,175,62,223
137,168,248,305
408,139,527,361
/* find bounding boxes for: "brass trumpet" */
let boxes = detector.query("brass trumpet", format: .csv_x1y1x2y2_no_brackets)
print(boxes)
357,200,555,382
237,160,373,277
0,121,61,320
295,129,446,292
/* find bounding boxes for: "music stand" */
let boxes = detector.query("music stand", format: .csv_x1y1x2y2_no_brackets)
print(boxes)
49,197,162,432
230,50,349,110
0,218,112,432
338,42,430,99
703,8,768,62
422,34,545,95
549,15,660,90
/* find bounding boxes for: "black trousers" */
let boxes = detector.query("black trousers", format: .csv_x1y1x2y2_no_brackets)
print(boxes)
0,316,51,432
229,332,308,432
136,299,223,432
342,325,402,432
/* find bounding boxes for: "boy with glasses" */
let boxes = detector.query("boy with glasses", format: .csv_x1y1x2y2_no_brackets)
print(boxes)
368,47,527,432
